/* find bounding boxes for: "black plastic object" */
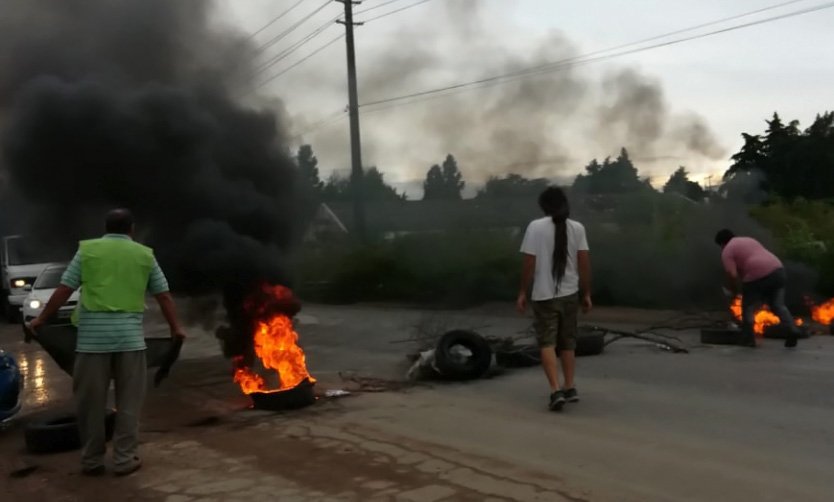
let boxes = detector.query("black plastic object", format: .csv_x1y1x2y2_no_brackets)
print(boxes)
434,330,493,380
249,378,316,411
24,325,181,384
24,409,116,454
153,336,184,387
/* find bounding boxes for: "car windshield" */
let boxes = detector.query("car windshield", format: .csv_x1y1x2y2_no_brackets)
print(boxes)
5,237,57,266
34,267,67,289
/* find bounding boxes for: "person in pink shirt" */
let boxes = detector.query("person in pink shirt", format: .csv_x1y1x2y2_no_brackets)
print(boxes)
715,229,798,348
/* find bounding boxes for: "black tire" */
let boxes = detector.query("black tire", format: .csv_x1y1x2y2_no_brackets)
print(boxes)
250,378,316,411
24,409,116,454
572,331,605,357
3,296,19,324
434,330,492,380
495,331,606,368
762,324,810,340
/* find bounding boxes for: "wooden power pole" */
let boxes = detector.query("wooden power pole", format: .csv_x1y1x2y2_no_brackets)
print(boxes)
337,0,366,241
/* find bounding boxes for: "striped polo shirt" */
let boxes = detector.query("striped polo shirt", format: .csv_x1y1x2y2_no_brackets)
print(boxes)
61,234,170,353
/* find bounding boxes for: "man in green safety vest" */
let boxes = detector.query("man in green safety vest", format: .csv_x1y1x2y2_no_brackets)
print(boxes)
28,209,186,477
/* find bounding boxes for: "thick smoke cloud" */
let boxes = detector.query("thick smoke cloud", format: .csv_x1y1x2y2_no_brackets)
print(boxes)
0,0,300,355
297,2,726,187
0,0,296,287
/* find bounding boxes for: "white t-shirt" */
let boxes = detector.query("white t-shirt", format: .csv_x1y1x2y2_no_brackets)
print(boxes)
520,217,589,301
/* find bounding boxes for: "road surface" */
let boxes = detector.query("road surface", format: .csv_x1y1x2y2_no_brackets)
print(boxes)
2,303,832,501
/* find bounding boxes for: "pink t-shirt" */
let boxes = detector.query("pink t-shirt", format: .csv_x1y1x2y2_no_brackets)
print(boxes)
721,237,782,283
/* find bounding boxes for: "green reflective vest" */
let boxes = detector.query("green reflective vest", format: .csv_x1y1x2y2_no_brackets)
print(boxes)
77,238,153,313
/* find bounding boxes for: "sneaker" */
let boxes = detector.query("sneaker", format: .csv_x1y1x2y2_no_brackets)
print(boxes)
81,465,106,477
564,388,579,403
114,457,142,477
548,390,566,411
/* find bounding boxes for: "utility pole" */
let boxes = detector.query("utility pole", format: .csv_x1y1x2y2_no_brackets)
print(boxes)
337,0,366,241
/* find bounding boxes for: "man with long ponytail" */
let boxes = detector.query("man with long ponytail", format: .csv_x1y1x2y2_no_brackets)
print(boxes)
517,187,592,411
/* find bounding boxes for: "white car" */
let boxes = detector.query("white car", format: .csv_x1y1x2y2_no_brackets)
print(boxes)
2,236,54,322
22,264,79,325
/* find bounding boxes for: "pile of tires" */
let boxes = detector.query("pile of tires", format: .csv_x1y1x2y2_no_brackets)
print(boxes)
426,327,606,378
432,330,493,380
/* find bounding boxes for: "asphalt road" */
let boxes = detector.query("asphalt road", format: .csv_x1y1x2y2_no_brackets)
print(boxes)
1,303,832,501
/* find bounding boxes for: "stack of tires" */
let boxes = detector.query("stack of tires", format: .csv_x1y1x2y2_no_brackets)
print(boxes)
433,330,493,380
429,327,607,378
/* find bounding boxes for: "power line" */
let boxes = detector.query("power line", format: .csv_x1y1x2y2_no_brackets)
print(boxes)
253,0,411,72
514,0,812,77
254,0,334,55
360,1,834,110
360,0,434,23
254,33,346,91
254,15,340,75
355,0,410,15
246,0,307,40
292,109,349,139
289,0,822,136
253,0,434,91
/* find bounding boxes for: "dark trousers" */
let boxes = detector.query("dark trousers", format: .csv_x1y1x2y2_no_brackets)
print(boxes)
741,268,795,341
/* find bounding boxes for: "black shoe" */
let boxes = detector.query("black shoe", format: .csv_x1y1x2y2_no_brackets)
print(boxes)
548,390,566,411
784,334,798,348
81,465,106,477
564,388,579,403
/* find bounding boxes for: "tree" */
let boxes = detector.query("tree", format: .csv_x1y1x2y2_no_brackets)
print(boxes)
296,144,323,194
663,167,705,201
322,167,406,202
423,165,444,200
476,173,549,198
423,154,464,200
722,111,834,200
725,133,765,180
573,148,647,194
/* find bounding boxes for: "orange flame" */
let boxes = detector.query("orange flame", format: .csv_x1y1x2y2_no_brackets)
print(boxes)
233,285,315,395
811,298,834,325
729,296,803,336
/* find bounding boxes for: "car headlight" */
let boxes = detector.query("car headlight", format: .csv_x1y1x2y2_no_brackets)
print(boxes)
28,299,42,310
13,279,26,288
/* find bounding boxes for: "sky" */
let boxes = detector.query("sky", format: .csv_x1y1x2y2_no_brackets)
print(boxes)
214,0,834,197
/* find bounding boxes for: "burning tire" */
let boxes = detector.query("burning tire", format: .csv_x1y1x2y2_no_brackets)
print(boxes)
24,409,116,454
434,330,492,380
249,378,316,411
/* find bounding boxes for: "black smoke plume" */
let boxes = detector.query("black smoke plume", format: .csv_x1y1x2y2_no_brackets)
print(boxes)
0,0,299,358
